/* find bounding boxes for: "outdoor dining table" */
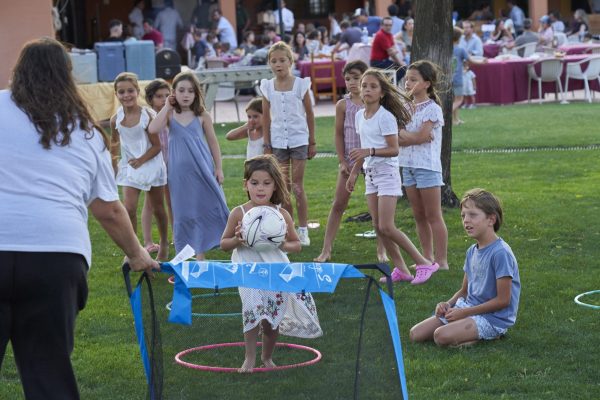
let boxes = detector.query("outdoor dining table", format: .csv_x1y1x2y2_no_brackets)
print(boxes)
469,54,600,104
297,58,346,90
558,43,600,55
483,43,502,58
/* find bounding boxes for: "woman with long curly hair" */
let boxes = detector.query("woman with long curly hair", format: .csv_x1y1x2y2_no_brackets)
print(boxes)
0,37,157,399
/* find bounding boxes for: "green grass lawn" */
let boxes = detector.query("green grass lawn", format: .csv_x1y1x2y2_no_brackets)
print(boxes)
1,103,599,399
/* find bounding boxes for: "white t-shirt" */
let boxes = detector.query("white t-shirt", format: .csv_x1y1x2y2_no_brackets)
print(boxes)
397,99,444,172
217,16,238,48
274,8,295,32
354,106,399,168
260,77,311,149
0,90,119,267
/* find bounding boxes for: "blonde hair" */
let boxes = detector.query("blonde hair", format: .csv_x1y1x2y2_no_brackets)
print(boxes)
460,188,504,232
361,68,412,128
113,72,140,93
267,41,294,65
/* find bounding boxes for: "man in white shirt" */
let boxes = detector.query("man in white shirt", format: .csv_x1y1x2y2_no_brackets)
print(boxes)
212,9,238,48
155,0,183,50
458,21,483,57
274,0,295,34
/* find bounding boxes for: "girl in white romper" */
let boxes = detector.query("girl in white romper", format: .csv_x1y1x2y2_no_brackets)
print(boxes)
346,69,436,284
110,72,169,261
260,42,316,247
225,97,264,160
221,155,322,373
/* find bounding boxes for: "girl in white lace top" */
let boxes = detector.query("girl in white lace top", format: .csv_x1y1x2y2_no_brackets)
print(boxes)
399,60,449,278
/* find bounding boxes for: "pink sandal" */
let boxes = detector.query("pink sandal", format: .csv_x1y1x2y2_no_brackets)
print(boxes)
411,263,440,285
379,268,414,283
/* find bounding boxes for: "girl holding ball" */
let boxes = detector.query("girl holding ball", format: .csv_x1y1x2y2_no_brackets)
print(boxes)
220,155,322,373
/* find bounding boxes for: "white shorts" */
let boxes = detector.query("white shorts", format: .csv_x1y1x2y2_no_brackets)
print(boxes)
364,163,402,197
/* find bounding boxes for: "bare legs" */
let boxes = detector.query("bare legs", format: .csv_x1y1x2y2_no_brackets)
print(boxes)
239,320,279,373
410,316,479,347
142,186,172,254
279,158,308,227
405,186,449,269
452,95,464,125
122,186,169,261
367,194,430,275
315,169,387,262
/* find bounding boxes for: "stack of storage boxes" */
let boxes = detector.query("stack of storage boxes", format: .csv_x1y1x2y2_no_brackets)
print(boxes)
92,40,156,82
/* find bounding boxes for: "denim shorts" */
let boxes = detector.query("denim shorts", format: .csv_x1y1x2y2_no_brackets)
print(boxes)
364,163,402,197
438,297,507,340
272,145,308,162
401,167,444,189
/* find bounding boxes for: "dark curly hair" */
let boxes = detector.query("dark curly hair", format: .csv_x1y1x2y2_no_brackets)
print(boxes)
10,37,107,149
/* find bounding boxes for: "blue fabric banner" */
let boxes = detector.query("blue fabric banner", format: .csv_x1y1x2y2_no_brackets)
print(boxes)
380,288,409,400
161,261,365,325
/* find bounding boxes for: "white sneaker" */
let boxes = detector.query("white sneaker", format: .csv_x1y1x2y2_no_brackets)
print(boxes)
297,227,310,246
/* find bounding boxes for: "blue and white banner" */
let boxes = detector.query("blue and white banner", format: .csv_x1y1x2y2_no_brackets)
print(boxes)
161,261,365,325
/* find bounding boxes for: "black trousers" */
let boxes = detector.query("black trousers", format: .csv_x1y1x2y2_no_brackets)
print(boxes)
370,59,407,83
0,251,88,400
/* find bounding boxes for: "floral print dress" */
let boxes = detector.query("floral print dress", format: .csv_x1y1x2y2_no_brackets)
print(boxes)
232,206,322,338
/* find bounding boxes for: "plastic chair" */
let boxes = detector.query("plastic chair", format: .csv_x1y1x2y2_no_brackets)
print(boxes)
206,59,240,122
309,53,338,103
564,56,600,103
527,58,565,104
553,32,568,47
508,42,537,57
585,47,600,54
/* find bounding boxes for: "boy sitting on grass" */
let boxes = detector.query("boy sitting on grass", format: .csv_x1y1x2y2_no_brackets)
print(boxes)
409,188,521,347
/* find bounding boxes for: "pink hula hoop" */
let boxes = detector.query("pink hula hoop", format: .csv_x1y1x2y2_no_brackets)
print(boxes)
174,342,322,373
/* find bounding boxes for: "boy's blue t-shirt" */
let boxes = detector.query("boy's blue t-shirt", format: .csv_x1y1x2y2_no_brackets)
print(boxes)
452,45,469,87
463,238,521,329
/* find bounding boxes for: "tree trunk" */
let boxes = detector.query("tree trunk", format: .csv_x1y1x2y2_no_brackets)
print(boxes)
411,0,459,207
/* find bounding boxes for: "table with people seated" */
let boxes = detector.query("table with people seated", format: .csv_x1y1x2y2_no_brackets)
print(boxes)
469,54,600,104
297,58,346,90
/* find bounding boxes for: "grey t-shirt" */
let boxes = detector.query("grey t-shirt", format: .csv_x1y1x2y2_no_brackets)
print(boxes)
340,27,363,47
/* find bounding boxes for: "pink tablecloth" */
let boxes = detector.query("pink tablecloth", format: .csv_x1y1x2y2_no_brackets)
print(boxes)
297,59,346,90
470,55,600,104
558,43,600,55
483,43,502,58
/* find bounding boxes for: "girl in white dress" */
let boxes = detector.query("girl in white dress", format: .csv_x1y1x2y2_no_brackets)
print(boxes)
225,97,264,160
110,72,169,261
220,155,322,373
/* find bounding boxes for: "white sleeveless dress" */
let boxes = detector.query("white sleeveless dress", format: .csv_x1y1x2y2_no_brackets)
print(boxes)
115,106,167,191
233,205,322,338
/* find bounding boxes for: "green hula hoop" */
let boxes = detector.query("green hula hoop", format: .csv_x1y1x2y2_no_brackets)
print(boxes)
166,292,242,318
574,290,600,310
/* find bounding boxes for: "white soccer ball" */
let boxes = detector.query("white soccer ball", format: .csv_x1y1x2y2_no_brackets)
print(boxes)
241,206,287,252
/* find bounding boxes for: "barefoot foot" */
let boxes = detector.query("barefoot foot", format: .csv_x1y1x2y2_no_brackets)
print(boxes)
261,358,277,369
157,244,169,262
238,358,255,373
314,251,331,262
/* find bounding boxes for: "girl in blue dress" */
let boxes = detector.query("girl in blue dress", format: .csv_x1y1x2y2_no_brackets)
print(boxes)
149,72,229,259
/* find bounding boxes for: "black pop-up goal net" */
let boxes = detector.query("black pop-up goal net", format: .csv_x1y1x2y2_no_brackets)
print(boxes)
123,261,409,400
